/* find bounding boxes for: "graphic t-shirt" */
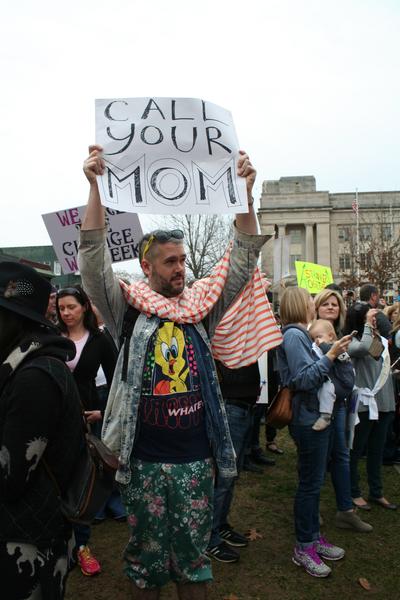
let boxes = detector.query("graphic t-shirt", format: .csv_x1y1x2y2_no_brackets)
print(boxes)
133,321,212,463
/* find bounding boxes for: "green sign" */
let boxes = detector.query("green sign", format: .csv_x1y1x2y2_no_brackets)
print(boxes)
295,261,333,294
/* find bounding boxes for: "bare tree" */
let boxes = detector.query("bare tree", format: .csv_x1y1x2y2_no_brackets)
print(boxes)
338,209,400,294
152,214,232,280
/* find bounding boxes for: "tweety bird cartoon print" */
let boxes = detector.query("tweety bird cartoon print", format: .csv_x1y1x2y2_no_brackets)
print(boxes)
134,321,210,461
141,321,199,396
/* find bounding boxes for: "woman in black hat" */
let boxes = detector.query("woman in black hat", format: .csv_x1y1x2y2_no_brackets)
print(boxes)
0,261,83,599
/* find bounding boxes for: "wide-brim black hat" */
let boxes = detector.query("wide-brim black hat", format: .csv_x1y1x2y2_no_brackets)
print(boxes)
0,261,56,329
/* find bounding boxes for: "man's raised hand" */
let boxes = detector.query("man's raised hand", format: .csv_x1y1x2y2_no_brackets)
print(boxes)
83,145,105,184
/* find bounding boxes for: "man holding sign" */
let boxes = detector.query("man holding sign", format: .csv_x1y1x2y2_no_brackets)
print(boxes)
78,142,274,599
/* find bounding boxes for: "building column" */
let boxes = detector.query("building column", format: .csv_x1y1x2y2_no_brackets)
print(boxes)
259,222,275,280
316,223,331,267
278,225,286,238
305,224,314,262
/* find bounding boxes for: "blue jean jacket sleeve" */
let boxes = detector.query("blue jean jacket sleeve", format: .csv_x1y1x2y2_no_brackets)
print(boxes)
281,328,332,391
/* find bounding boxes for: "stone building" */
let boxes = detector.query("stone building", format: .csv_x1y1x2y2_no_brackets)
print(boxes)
258,176,400,295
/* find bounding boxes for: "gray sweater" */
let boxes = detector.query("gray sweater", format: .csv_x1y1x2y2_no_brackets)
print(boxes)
348,323,395,413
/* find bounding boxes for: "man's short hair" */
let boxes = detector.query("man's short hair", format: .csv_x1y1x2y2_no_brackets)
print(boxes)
359,283,378,302
325,283,343,296
139,229,184,264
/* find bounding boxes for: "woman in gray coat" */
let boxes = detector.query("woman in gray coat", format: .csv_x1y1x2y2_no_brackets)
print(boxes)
345,302,397,510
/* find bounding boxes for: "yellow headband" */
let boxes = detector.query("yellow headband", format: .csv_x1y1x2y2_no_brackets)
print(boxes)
141,235,155,261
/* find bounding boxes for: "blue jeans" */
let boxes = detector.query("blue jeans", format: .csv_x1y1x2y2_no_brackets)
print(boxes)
209,403,253,547
328,404,352,512
73,523,90,549
290,423,331,547
96,488,127,520
350,411,394,499
250,404,265,449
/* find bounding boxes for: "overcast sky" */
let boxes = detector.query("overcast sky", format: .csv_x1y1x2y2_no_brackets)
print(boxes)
1,0,399,250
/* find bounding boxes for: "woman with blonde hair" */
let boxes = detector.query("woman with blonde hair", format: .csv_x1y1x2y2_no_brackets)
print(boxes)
314,288,373,533
314,289,346,336
383,302,400,324
277,286,353,578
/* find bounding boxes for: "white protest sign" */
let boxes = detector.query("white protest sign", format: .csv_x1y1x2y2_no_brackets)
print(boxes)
95,97,247,215
257,352,269,404
42,206,143,274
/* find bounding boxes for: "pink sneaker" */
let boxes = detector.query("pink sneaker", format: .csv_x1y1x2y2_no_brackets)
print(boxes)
292,545,331,577
77,545,101,576
315,536,345,561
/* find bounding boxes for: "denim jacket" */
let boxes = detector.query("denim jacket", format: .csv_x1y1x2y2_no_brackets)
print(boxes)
78,225,269,483
277,325,333,426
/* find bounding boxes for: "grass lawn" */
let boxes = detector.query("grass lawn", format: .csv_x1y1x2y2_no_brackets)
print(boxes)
65,430,400,599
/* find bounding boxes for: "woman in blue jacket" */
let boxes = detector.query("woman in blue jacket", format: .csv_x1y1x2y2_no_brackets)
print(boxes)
277,287,352,578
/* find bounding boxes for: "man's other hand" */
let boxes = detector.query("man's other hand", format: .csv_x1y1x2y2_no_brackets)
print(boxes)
237,150,256,199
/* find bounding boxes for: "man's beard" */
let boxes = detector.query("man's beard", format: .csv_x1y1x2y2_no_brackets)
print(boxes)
152,273,185,298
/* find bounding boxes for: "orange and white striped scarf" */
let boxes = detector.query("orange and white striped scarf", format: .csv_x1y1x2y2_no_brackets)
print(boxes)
119,249,282,368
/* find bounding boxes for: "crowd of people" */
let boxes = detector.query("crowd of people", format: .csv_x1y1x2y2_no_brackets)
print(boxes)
0,146,399,599
277,283,399,578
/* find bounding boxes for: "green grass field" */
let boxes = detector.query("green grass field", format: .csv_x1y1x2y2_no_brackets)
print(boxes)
66,431,400,599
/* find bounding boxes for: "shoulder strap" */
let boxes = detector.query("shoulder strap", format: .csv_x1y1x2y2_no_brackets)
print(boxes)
120,306,141,382
120,305,141,349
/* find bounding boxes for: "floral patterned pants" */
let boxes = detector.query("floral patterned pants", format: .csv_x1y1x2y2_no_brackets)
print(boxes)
120,458,214,589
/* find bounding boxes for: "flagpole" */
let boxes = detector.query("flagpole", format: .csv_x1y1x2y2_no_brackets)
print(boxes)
356,188,360,285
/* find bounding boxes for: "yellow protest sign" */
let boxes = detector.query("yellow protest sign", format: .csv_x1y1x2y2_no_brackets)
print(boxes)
295,261,333,294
